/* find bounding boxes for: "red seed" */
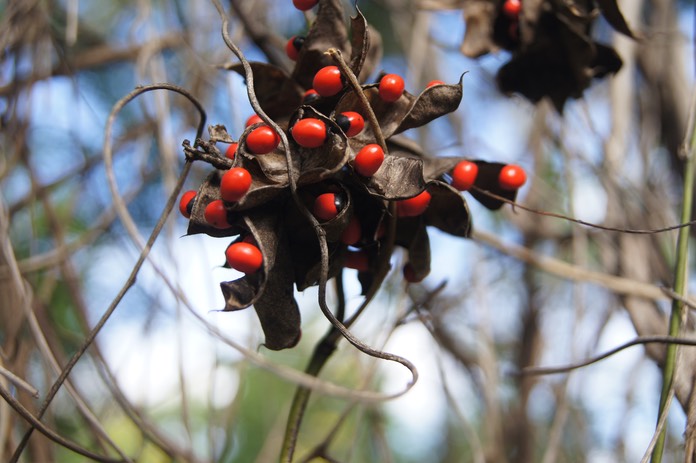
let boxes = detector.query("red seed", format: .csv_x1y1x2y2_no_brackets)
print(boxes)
313,193,343,221
293,0,318,11
451,160,478,191
225,142,237,160
246,126,280,154
397,190,431,217
204,200,230,228
291,118,327,148
220,167,252,202
426,80,445,88
179,190,197,218
313,66,344,97
498,164,527,190
341,216,362,245
379,74,405,102
503,0,522,17
335,111,365,137
245,114,263,127
225,242,263,274
354,144,385,177
285,36,304,61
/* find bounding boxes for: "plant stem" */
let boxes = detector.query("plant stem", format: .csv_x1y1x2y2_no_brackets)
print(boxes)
651,93,696,462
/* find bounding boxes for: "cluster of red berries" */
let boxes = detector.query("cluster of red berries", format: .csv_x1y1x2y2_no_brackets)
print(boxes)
177,0,529,349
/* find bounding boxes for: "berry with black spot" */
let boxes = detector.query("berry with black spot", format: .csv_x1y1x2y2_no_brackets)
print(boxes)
397,190,431,217
313,192,345,221
246,126,280,154
291,118,327,148
354,144,384,177
302,89,320,104
451,160,478,191
335,111,364,137
204,200,231,228
220,167,252,202
179,190,197,218
498,164,527,190
313,66,344,97
286,35,305,61
379,74,405,102
226,242,263,274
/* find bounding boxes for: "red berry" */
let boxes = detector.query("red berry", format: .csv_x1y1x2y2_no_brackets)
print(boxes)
451,160,478,191
335,111,364,137
220,167,252,202
341,216,361,245
379,74,405,102
397,190,431,217
302,88,320,104
313,66,344,97
293,0,318,11
179,190,197,218
225,142,237,160
225,242,263,274
403,263,427,283
503,0,522,17
426,80,445,88
345,250,369,272
313,193,344,221
246,126,280,154
354,144,384,177
291,118,327,148
286,36,305,61
498,164,527,190
204,200,231,228
245,114,263,127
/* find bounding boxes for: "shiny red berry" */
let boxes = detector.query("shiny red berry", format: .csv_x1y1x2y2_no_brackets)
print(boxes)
313,192,344,221
397,190,431,217
341,216,361,245
293,0,318,11
335,111,364,137
503,0,522,17
426,80,445,88
313,66,344,97
291,118,327,148
379,74,405,102
225,142,237,160
220,167,252,202
345,250,369,272
498,164,527,190
302,88,320,104
204,200,230,228
285,36,305,61
354,144,384,177
451,160,478,191
246,126,280,154
179,190,197,218
245,114,263,127
403,263,427,283
225,242,263,274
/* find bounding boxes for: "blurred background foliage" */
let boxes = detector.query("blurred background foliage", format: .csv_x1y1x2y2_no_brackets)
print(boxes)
2,0,696,462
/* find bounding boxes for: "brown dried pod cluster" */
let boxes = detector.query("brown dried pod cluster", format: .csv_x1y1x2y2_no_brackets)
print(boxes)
181,0,525,350
420,0,634,110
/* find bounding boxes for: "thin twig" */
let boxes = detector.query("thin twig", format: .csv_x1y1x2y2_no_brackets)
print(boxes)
520,336,696,376
472,186,696,235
